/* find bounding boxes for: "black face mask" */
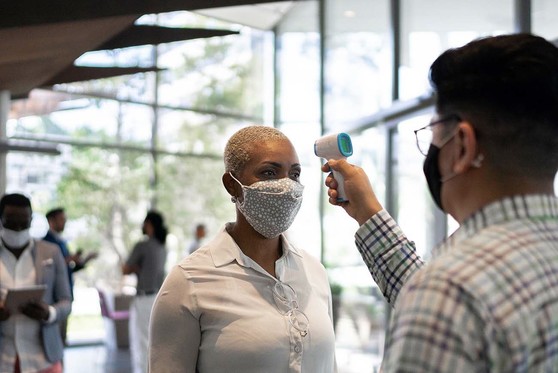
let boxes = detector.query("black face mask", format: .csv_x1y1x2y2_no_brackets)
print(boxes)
423,144,444,210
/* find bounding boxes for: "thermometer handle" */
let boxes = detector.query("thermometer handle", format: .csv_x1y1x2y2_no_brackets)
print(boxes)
331,169,348,202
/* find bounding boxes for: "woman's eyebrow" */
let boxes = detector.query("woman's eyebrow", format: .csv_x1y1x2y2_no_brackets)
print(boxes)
259,161,301,169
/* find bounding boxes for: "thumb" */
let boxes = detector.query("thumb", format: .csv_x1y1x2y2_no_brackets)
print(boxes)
327,158,349,176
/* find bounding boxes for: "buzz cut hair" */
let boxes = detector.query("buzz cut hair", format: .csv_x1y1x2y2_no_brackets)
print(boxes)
224,125,289,175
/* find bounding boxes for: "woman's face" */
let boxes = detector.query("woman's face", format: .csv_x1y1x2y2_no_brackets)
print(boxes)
142,219,153,236
237,138,301,187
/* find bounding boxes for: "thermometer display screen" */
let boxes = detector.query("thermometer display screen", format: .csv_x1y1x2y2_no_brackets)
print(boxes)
337,133,353,157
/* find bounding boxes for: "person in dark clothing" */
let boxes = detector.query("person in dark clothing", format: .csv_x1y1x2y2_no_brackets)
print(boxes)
43,207,97,344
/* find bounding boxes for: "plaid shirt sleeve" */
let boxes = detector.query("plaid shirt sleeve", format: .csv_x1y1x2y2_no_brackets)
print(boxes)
355,211,490,372
382,268,494,372
354,210,424,306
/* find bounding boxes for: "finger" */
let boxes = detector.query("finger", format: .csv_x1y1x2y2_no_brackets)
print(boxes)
327,189,339,205
326,159,348,175
325,174,337,188
326,158,340,170
321,162,331,173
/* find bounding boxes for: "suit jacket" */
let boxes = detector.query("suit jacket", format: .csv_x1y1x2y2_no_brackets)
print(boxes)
43,230,78,296
35,239,72,362
1,240,72,364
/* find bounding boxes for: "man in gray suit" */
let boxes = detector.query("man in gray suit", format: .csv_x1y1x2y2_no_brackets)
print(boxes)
0,193,71,373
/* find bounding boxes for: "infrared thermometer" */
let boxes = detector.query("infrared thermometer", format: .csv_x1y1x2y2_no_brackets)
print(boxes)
314,133,353,202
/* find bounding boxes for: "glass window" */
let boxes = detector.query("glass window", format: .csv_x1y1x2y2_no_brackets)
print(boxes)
325,0,392,130
276,1,320,125
400,0,514,99
533,0,558,39
153,12,272,122
395,114,448,258
9,94,155,147
156,108,251,155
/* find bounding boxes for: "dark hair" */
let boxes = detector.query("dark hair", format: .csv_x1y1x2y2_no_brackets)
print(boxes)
46,207,64,221
0,193,32,216
429,33,558,178
145,210,168,245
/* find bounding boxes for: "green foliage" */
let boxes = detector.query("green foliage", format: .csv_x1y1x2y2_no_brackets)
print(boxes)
55,142,152,285
164,36,261,117
52,22,264,286
330,282,344,296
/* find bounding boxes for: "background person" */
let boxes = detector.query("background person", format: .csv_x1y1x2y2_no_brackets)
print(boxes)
149,126,337,372
185,223,206,255
122,210,167,373
322,33,558,372
43,207,97,344
0,193,72,373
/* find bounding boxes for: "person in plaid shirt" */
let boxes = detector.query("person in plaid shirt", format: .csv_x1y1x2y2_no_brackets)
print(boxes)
322,34,558,372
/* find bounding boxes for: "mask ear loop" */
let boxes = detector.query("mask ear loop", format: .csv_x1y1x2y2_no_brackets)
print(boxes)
442,153,484,183
228,173,243,204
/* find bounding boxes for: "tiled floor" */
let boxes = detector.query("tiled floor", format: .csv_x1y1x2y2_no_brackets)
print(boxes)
64,343,132,373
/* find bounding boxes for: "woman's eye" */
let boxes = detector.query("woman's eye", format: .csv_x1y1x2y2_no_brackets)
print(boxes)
290,172,301,181
262,170,276,178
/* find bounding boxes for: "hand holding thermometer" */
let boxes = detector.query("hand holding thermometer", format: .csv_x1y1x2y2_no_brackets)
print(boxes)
314,133,353,202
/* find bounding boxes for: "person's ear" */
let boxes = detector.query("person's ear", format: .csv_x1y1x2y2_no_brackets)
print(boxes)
222,173,237,197
452,121,479,175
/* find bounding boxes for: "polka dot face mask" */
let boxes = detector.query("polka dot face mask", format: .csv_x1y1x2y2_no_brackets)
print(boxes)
230,173,304,239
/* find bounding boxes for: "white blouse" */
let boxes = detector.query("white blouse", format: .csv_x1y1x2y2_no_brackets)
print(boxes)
149,226,336,373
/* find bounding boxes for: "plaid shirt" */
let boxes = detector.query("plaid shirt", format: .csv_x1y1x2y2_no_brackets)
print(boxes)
355,194,558,372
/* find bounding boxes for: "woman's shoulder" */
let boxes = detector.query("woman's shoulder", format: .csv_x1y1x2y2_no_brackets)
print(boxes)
284,241,327,275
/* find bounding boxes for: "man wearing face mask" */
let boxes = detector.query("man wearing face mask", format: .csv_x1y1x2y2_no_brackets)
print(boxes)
0,193,72,373
322,34,558,372
150,126,337,373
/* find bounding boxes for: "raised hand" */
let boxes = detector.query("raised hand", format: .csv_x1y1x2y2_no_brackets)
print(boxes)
322,159,384,226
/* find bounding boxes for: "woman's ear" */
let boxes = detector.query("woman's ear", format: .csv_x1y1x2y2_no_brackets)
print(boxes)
222,173,234,196
452,121,478,174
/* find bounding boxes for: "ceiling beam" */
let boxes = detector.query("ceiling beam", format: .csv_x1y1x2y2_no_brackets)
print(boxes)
0,16,138,97
0,139,61,155
0,0,299,28
93,25,239,51
42,66,162,86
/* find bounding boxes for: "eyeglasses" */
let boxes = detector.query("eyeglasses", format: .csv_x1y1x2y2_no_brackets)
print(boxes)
414,114,461,156
272,281,309,338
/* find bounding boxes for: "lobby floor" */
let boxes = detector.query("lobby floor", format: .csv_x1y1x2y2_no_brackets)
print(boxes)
64,343,131,373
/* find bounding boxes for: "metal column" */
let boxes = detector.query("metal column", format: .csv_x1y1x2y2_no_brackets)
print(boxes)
514,0,531,33
0,91,9,195
318,0,327,263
